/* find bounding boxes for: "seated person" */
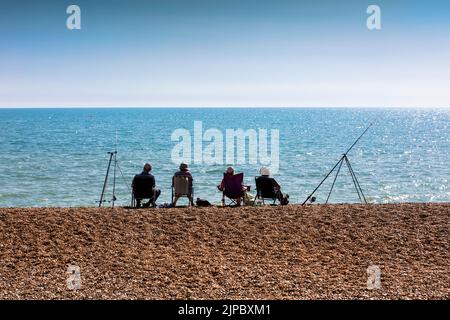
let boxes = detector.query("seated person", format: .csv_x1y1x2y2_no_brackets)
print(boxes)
131,163,161,208
218,166,247,206
256,167,289,205
172,163,194,206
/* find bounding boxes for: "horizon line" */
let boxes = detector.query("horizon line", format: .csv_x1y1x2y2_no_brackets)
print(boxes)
1,106,450,109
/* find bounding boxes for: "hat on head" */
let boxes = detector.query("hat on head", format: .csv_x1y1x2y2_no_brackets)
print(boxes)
260,167,270,176
179,163,189,171
226,166,235,174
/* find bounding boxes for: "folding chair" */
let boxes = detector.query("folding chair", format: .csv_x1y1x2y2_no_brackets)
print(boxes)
221,173,246,206
131,174,156,208
254,176,279,205
172,175,193,207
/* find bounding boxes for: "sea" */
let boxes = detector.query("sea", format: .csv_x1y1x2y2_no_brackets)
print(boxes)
0,108,449,207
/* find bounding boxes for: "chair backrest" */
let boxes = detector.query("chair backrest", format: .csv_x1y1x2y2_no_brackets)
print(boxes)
255,176,277,199
173,175,191,196
223,172,244,198
133,174,154,199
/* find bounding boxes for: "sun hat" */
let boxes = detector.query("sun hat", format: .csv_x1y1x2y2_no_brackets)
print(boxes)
260,167,270,176
180,163,189,171
226,166,235,174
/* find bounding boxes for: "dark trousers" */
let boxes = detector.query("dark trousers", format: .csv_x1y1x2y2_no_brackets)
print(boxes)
136,188,161,207
275,190,284,202
275,190,289,205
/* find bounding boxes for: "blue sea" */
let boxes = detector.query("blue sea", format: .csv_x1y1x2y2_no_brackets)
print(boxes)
0,108,449,207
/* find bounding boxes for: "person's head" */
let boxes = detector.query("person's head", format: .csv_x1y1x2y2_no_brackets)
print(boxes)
225,166,235,175
259,167,270,176
310,196,316,203
143,163,152,173
179,163,189,171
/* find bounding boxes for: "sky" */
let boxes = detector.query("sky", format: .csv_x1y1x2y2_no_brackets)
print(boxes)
0,0,449,108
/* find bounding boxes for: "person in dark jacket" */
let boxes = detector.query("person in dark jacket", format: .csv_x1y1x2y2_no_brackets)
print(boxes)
131,163,161,208
255,167,289,205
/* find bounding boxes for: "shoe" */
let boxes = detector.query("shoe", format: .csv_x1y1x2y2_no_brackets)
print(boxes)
143,201,151,208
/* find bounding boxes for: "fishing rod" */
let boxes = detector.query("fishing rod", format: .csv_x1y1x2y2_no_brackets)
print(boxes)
301,120,376,205
343,121,375,156
112,130,118,208
98,151,115,207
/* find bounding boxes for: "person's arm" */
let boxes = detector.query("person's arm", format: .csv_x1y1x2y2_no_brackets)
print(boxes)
185,172,193,191
151,176,156,189
131,175,136,190
271,178,280,191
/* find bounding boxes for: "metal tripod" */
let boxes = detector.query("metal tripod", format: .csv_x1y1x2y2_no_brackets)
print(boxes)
324,154,367,204
98,151,130,208
302,121,375,205
98,151,117,208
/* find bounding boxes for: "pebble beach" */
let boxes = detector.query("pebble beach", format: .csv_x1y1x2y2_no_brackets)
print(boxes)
0,203,448,299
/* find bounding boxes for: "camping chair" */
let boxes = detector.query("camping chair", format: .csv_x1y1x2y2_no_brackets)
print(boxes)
131,174,156,208
221,173,247,206
254,176,279,205
171,175,193,207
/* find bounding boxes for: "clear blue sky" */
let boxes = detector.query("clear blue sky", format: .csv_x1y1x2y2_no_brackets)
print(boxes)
1,0,449,107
